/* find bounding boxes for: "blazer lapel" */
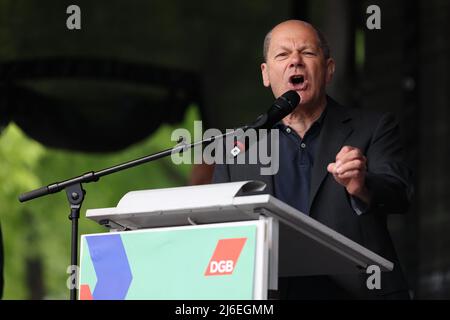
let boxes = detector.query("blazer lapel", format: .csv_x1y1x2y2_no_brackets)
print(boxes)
308,98,353,212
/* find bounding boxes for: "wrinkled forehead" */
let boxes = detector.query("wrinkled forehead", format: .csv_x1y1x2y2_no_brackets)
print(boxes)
269,23,321,51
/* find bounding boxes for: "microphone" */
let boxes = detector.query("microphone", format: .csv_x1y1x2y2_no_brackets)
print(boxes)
245,90,300,130
230,90,300,157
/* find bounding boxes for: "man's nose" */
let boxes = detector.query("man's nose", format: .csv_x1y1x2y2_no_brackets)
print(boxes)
289,52,304,68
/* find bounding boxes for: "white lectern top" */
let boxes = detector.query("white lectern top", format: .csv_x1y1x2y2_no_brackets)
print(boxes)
86,181,393,277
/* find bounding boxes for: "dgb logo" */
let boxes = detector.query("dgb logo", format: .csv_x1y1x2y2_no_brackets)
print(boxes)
205,238,246,276
209,260,234,274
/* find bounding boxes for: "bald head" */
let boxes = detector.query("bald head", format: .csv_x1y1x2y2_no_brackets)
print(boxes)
263,20,330,62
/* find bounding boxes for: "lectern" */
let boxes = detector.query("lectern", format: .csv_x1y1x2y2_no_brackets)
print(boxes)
78,181,393,300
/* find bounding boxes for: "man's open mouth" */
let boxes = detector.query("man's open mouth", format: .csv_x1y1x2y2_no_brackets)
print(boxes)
290,75,304,85
289,75,307,91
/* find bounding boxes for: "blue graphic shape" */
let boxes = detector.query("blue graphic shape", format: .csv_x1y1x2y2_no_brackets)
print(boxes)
86,234,133,299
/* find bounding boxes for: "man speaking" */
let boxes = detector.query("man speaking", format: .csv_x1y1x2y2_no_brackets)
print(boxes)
212,20,413,299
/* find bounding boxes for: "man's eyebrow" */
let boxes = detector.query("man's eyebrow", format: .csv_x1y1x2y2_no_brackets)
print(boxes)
271,45,290,54
298,44,318,51
273,44,317,53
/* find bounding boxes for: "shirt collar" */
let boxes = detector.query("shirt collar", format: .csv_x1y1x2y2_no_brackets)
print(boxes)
274,104,328,131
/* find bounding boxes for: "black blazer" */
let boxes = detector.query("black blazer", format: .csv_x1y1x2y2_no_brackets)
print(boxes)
212,97,413,299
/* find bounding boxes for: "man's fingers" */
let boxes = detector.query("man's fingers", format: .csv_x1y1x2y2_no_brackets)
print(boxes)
336,149,362,163
337,169,362,179
339,145,354,155
335,145,355,161
335,159,366,174
335,146,365,162
327,163,336,173
330,147,367,192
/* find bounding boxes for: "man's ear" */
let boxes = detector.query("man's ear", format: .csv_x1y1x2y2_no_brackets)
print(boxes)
325,58,335,84
261,63,270,87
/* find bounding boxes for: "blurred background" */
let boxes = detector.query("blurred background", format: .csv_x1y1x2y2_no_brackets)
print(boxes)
0,0,449,299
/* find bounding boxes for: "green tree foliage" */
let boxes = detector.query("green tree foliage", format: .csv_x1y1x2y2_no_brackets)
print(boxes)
0,105,199,299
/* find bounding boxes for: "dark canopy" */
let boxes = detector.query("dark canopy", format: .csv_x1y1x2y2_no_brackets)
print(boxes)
0,58,201,152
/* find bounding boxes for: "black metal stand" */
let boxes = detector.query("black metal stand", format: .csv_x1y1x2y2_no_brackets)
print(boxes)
65,183,85,301
17,90,299,300
17,129,240,300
